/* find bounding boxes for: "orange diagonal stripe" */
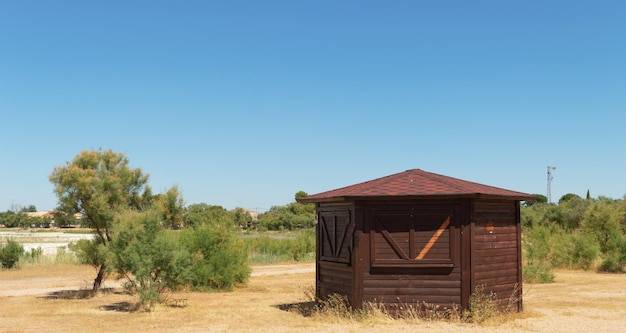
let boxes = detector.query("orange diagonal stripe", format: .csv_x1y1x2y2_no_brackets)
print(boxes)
416,216,450,260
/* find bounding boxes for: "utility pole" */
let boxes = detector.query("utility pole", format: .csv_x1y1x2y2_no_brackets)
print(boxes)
547,166,556,204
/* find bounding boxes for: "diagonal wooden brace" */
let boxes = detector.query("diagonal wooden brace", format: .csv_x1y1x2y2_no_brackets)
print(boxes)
415,216,450,260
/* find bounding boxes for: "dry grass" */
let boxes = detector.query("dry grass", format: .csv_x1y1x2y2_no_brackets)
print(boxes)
1,265,626,332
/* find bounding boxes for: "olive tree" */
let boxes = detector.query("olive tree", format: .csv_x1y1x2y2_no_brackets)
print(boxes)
49,149,151,292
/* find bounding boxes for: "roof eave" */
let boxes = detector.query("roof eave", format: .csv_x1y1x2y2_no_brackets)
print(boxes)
297,196,351,204
298,193,536,204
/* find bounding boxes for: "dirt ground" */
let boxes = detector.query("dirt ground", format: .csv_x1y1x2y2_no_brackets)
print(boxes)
1,264,626,333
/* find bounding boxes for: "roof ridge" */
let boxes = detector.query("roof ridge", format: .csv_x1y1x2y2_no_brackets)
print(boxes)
413,169,525,194
410,169,467,192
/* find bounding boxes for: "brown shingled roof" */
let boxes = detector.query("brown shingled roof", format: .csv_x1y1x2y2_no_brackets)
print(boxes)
298,169,535,203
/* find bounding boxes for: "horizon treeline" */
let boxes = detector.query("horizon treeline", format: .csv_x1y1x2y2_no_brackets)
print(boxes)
522,192,626,281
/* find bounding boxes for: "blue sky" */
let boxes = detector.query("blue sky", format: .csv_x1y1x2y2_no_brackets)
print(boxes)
1,1,625,212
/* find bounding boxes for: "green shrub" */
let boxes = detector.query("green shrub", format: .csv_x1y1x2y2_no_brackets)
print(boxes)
181,223,251,291
523,225,551,261
522,224,555,283
24,247,44,265
569,232,600,270
19,247,46,266
292,229,315,261
0,239,25,269
598,234,626,273
18,246,80,266
462,285,499,323
244,230,315,264
598,254,623,273
54,246,79,265
548,230,601,270
68,238,107,267
546,227,571,268
109,210,192,310
523,262,555,283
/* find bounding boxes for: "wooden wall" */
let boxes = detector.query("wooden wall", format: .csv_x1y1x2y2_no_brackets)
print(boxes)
471,200,522,311
360,202,462,310
315,199,523,313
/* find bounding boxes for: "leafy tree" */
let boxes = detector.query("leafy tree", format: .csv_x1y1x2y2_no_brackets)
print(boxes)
520,202,563,228
523,194,547,207
156,185,185,229
258,191,315,230
20,205,37,213
558,195,589,230
53,211,79,228
184,203,230,228
581,198,624,254
69,238,107,267
558,193,581,205
0,211,20,228
521,194,626,273
295,190,309,201
0,211,43,228
49,149,151,292
232,207,253,229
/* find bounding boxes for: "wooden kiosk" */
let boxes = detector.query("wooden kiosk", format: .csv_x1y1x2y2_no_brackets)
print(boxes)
297,169,534,312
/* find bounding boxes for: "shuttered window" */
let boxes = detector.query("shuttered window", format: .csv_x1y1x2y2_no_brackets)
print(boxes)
368,206,457,268
319,209,353,264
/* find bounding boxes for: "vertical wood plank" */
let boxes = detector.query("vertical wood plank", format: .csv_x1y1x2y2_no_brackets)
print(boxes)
461,199,472,310
516,201,523,312
353,201,364,310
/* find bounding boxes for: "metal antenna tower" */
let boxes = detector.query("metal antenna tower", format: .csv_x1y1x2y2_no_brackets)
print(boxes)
547,166,556,204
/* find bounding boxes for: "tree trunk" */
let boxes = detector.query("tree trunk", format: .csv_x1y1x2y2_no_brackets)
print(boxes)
92,264,106,294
